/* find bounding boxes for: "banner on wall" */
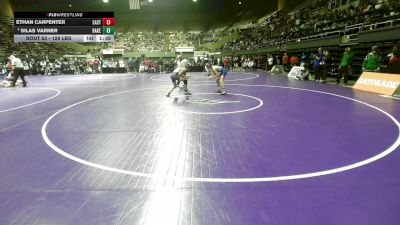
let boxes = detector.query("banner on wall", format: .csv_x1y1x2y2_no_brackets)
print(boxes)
353,72,400,95
194,51,210,57
176,47,194,53
102,49,124,55
63,54,92,58
208,52,221,56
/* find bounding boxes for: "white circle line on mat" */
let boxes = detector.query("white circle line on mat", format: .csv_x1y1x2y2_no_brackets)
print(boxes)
41,84,400,182
30,74,137,86
169,92,263,115
0,88,61,113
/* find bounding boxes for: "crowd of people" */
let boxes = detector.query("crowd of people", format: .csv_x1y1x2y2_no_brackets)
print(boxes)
270,43,400,83
0,56,103,76
103,31,199,53
0,54,231,78
168,32,199,52
1,0,399,89
221,0,400,52
1,42,399,89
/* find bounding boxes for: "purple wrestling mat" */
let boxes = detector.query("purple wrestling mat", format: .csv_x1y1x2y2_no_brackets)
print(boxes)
0,72,399,225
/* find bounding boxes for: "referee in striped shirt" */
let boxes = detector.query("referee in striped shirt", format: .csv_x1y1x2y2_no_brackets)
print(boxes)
9,55,27,87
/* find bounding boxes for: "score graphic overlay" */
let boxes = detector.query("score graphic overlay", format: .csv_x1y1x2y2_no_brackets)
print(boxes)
14,12,115,43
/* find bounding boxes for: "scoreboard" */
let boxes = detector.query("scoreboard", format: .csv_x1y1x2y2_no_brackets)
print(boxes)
13,12,115,43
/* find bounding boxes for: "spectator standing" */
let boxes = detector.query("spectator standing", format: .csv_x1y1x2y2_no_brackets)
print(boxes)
248,58,254,71
127,58,134,72
290,54,299,68
158,58,164,73
282,53,289,72
338,47,354,85
242,58,248,71
387,44,400,74
267,55,274,71
322,50,332,83
362,45,381,72
300,53,309,67
313,47,325,82
223,57,230,70
134,58,140,73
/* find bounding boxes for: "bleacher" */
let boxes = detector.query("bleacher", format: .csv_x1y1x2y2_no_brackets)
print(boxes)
0,13,13,59
1,0,398,78
221,0,399,52
168,32,198,52
0,13,77,60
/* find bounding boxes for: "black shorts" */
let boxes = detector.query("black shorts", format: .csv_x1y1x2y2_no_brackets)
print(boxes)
171,73,179,85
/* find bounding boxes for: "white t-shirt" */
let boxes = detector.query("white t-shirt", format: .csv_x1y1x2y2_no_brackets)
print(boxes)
212,65,222,72
173,67,185,73
268,57,274,65
11,57,24,68
248,61,254,67
178,59,189,68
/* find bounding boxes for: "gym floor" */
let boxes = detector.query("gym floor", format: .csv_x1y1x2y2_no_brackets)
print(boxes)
0,71,399,225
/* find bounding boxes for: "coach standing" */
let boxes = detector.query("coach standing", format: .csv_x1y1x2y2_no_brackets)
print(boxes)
9,55,27,87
